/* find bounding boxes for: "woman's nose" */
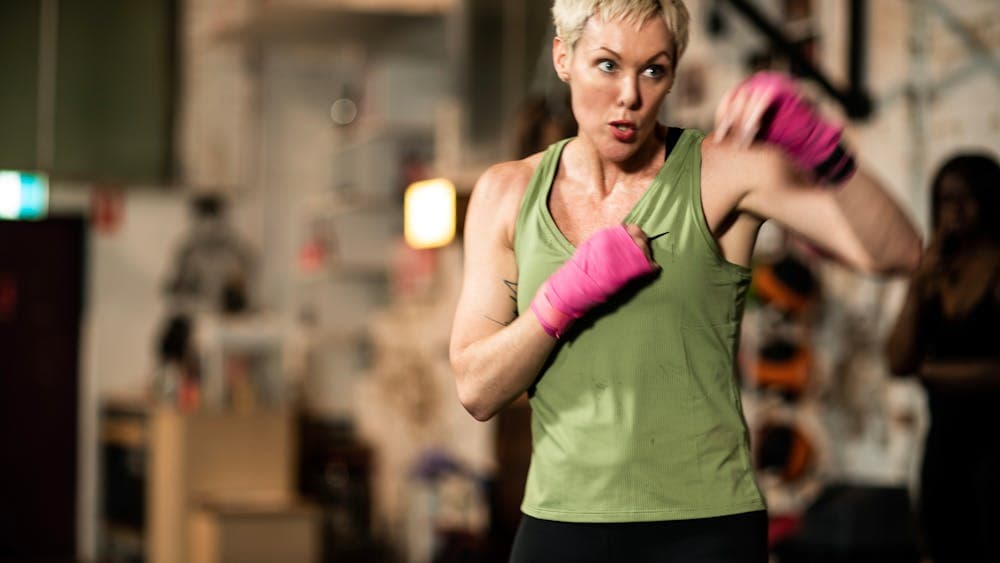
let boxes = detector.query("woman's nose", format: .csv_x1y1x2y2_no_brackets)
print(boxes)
618,76,641,110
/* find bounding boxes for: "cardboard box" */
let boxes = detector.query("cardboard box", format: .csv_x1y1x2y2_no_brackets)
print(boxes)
190,501,320,563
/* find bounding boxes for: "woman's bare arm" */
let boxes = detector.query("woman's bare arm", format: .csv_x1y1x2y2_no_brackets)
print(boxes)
738,153,921,274
711,74,922,275
704,141,922,275
449,160,557,421
919,359,1000,390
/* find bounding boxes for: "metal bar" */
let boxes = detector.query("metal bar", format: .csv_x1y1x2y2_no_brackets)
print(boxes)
722,0,873,119
928,0,1000,81
931,59,997,97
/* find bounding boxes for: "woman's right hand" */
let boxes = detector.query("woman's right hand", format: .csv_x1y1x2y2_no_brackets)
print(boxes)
531,224,659,338
624,223,657,266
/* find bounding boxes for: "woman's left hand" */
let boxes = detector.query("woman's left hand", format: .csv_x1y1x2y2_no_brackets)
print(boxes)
713,75,782,147
713,72,856,187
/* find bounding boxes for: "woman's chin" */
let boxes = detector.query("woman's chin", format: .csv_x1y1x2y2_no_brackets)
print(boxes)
588,137,635,159
578,130,656,165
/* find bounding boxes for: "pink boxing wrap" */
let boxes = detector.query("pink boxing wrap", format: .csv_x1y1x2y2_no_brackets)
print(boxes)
530,225,656,339
744,72,857,186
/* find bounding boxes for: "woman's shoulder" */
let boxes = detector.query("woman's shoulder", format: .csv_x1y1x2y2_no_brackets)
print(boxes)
699,133,790,194
473,151,547,206
467,151,548,244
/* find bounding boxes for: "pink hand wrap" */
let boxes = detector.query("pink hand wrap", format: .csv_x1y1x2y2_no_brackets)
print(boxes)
530,225,655,339
745,72,857,187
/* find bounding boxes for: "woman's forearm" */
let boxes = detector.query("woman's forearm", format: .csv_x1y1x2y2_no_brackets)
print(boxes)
832,170,923,275
920,359,1000,390
451,312,556,421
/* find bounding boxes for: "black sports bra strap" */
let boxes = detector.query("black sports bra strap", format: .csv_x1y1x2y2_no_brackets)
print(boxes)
664,127,684,161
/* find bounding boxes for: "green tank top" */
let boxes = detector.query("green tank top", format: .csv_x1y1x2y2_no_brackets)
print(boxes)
514,130,765,522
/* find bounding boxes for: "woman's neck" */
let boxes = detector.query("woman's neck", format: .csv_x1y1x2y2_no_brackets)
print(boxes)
569,124,667,196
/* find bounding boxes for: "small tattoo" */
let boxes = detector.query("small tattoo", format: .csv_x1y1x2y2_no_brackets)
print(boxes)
484,279,519,326
484,315,512,327
503,279,518,306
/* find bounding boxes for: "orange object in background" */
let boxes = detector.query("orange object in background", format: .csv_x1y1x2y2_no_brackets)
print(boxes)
756,422,814,482
753,340,812,395
751,254,818,317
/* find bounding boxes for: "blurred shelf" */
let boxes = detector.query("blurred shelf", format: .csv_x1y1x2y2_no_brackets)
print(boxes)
334,121,435,156
316,326,370,346
216,3,449,48
268,0,453,16
296,265,389,288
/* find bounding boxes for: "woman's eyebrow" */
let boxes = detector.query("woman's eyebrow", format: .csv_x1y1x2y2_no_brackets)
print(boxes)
590,46,671,65
591,46,622,58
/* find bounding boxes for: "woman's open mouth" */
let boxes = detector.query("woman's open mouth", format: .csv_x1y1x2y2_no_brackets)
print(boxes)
609,121,637,142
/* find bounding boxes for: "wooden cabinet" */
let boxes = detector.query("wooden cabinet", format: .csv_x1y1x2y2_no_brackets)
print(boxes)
189,503,320,563
100,403,320,563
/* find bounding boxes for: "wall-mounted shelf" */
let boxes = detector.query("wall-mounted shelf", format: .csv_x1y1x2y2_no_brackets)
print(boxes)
216,3,449,49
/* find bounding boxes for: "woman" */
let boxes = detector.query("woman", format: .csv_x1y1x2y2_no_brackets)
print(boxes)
887,154,1000,563
450,1,922,561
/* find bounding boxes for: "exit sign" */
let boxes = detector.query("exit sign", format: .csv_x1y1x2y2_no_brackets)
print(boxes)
0,171,49,220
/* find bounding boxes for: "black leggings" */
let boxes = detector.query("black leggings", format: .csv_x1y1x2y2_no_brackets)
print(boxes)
509,511,768,563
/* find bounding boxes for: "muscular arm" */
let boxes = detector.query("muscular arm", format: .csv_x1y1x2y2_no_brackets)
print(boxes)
710,73,921,274
828,170,924,274
449,161,556,421
716,143,922,275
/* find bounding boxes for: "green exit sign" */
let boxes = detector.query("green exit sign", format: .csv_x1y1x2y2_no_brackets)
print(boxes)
0,171,48,220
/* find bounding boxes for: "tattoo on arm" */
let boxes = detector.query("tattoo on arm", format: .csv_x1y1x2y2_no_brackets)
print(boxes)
485,279,519,326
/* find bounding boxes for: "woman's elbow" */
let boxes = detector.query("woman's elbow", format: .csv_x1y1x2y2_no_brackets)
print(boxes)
455,379,497,422
861,235,923,276
450,356,498,422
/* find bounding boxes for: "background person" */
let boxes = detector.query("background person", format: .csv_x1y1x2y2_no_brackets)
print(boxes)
887,153,1000,563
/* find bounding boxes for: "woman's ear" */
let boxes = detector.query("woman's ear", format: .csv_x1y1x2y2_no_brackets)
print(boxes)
552,36,570,82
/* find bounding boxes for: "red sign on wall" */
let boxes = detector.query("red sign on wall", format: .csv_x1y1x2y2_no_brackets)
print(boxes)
90,186,125,235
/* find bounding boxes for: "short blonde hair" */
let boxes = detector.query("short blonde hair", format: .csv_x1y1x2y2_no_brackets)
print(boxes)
552,0,690,66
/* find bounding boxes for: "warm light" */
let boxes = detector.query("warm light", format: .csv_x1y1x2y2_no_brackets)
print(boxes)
0,171,49,220
404,178,456,249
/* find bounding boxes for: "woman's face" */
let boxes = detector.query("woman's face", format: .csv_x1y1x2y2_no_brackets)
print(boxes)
935,172,981,240
554,14,675,164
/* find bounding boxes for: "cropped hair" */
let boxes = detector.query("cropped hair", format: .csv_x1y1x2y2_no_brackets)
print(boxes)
552,0,690,66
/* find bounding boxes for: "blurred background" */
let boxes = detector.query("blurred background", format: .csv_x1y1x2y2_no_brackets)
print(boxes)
0,0,997,562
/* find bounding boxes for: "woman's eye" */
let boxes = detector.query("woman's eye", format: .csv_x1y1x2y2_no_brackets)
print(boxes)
644,65,666,78
598,60,616,72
